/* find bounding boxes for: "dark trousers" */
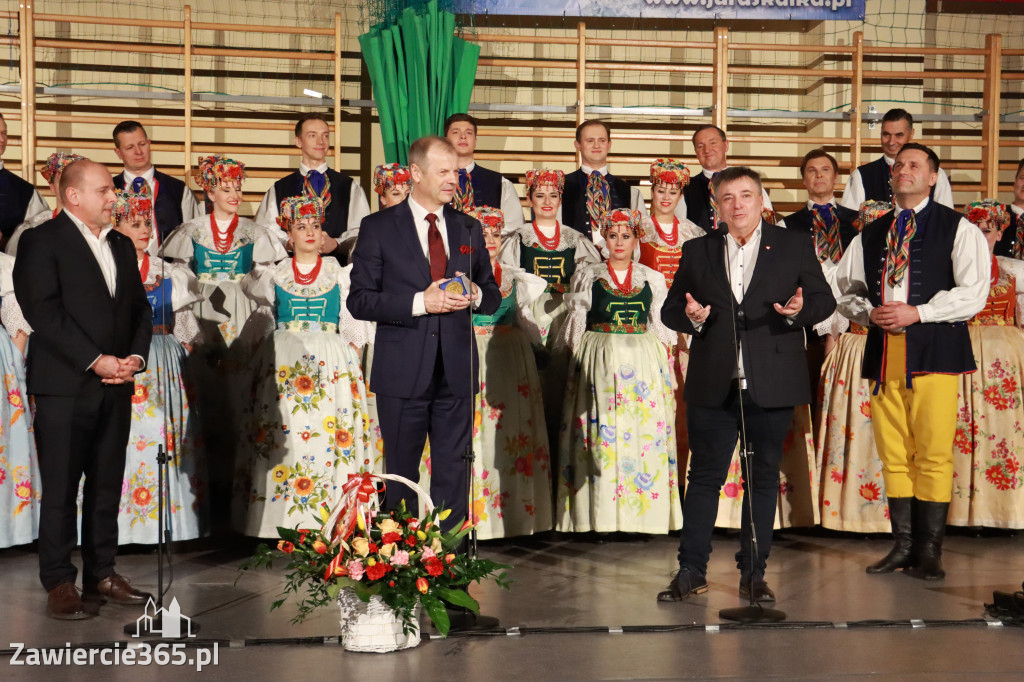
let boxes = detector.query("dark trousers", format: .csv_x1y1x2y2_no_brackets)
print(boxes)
376,351,472,535
34,385,132,591
677,384,794,578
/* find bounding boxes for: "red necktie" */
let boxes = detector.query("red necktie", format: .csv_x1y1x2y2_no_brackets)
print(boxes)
426,213,447,281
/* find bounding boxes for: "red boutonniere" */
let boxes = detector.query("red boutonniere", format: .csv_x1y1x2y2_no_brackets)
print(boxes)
459,245,474,255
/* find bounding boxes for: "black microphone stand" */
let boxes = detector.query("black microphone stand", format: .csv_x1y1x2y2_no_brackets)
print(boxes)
715,222,786,624
447,213,498,632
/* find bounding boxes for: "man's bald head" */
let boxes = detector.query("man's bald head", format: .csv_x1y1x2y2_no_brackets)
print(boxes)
60,160,116,231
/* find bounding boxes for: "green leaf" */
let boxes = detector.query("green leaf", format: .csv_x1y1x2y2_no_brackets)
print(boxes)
436,587,479,613
277,527,301,543
421,596,450,638
326,582,342,600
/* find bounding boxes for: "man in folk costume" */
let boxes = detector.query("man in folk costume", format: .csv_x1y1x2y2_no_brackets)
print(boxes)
836,143,988,580
560,119,648,242
993,158,1024,258
783,149,861,404
256,112,370,264
683,124,774,233
0,113,50,248
840,108,954,212
444,113,525,235
112,121,203,252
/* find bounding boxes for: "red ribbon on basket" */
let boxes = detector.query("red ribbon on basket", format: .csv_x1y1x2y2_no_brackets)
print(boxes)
331,473,385,546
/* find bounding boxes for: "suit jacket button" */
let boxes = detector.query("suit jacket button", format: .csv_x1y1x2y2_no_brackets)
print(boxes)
737,310,745,319
431,331,438,337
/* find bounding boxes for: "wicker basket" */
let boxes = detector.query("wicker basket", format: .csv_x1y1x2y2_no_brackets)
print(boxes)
337,588,421,653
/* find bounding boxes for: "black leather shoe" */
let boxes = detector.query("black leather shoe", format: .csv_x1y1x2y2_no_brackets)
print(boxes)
904,500,949,581
657,569,709,602
739,577,776,605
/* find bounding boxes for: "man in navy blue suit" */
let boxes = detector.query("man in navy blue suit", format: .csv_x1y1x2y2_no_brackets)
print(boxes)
348,136,501,533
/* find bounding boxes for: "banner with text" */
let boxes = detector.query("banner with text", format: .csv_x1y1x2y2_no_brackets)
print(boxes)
452,0,865,20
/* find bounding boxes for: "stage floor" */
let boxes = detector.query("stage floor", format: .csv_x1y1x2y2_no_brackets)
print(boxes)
2,529,1023,680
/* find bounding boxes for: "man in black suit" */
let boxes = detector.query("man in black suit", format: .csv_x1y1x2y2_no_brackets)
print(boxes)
783,149,860,404
348,136,500,534
560,119,647,241
14,160,153,620
994,157,1024,258
112,120,202,249
658,167,835,605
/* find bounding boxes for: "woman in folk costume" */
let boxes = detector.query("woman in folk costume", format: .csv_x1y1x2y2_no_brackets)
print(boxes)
161,155,285,517
949,200,1024,528
236,195,374,537
109,185,207,542
0,250,39,547
639,158,705,460
816,200,893,531
463,205,552,538
373,162,412,210
498,169,602,453
556,209,681,534
5,152,87,256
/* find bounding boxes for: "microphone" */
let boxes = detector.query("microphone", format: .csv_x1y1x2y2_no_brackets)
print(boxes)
718,221,729,233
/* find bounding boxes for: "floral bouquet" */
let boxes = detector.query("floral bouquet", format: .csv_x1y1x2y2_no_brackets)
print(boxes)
242,472,510,638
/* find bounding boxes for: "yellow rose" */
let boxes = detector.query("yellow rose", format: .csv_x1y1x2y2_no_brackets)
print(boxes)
351,537,370,557
416,530,427,541
430,537,442,553
379,542,396,558
377,518,401,535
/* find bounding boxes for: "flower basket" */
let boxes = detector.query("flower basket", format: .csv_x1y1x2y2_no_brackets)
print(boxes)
338,589,421,653
241,471,510,642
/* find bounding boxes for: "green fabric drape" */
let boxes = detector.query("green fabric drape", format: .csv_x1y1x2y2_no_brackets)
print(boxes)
359,0,479,164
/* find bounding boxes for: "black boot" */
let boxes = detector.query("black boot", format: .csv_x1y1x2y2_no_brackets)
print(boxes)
866,497,914,574
904,499,949,581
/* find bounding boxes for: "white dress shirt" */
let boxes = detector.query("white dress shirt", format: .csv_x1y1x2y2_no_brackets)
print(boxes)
65,209,147,371
839,155,955,211
409,196,448,317
836,196,989,331
255,162,371,248
1012,204,1023,221
461,161,525,234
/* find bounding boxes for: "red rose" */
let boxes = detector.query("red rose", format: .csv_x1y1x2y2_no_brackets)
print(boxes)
425,557,444,577
382,532,402,545
658,171,677,185
405,535,418,547
368,542,378,553
366,562,389,581
299,204,316,217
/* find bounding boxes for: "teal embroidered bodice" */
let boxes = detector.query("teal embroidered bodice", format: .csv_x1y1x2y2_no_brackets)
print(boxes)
586,280,653,332
193,241,253,278
275,284,341,325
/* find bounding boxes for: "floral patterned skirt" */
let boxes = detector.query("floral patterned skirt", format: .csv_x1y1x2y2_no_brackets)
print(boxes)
0,330,39,548
556,331,682,534
815,332,888,532
471,325,552,539
950,325,1024,528
118,334,206,543
236,330,375,537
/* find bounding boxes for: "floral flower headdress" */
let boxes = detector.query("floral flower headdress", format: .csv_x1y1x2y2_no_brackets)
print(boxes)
649,158,690,189
192,155,246,192
41,152,87,183
373,163,412,196
965,199,1010,231
856,200,892,230
467,205,504,233
277,195,325,230
112,184,153,225
525,169,565,194
599,209,645,239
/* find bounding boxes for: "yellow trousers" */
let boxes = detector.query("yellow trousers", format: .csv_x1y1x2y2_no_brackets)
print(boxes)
869,333,959,503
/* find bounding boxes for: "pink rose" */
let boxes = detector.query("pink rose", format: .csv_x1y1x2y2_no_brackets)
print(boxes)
420,547,436,561
346,560,365,581
390,550,410,566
